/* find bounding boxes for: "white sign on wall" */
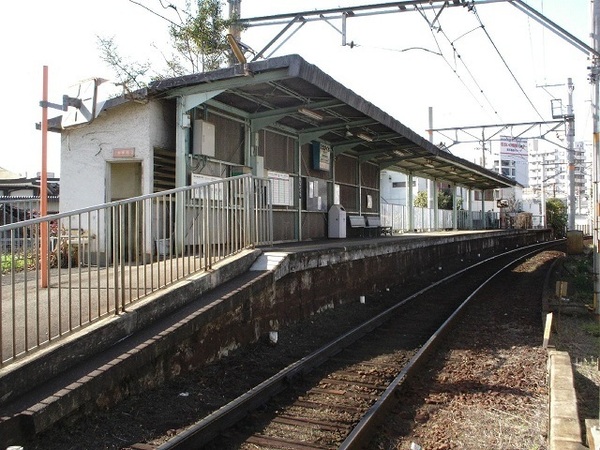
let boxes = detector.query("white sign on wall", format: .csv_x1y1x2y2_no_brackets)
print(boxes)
268,171,294,206
191,173,224,200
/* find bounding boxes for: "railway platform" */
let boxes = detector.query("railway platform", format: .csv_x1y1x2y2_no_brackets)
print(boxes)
0,228,579,449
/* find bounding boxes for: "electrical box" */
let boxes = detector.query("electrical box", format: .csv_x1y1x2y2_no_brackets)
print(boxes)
252,155,264,178
193,120,215,157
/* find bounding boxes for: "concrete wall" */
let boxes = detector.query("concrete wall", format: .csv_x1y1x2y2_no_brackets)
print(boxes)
0,230,554,444
104,231,553,409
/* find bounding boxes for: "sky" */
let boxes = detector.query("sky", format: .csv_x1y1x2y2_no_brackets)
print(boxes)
0,0,593,178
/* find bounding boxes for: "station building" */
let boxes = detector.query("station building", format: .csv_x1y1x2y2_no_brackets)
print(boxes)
53,54,514,251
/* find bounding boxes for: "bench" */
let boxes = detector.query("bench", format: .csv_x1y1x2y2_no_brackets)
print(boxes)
347,215,393,237
365,215,393,237
347,215,367,237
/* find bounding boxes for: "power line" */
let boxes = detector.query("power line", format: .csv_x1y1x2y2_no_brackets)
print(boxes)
472,7,546,121
418,4,504,122
127,0,182,28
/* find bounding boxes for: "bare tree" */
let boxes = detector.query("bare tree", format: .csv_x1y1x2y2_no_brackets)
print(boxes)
98,0,237,92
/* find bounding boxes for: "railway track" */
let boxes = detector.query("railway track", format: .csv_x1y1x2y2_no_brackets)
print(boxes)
151,241,557,450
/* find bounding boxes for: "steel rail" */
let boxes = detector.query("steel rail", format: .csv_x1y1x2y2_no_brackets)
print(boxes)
339,242,554,449
156,239,560,450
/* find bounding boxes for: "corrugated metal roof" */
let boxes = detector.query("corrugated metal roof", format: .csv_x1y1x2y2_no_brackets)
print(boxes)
57,54,515,191
150,55,514,191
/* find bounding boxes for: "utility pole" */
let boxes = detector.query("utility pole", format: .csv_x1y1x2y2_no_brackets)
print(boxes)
592,0,600,315
566,78,576,230
228,0,243,66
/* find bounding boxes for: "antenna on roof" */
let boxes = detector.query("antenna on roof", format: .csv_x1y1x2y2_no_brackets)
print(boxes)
39,77,108,129
61,78,109,128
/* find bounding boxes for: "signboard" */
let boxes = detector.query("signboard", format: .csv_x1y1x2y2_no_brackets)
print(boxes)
500,136,528,160
311,141,331,172
268,171,294,206
497,199,509,208
191,173,224,200
113,148,135,158
499,135,529,186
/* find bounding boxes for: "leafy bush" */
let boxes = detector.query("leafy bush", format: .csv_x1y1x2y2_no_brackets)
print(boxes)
546,198,567,238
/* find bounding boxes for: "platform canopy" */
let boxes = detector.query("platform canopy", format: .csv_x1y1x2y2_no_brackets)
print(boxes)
149,54,513,191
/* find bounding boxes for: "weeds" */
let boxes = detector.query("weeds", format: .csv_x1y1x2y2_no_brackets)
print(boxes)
0,252,36,273
581,322,600,338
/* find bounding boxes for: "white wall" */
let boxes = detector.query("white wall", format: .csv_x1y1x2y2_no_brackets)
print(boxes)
60,100,173,256
60,101,159,213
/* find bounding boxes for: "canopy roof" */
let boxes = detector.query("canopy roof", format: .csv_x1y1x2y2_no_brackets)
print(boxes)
151,55,514,190
73,54,514,191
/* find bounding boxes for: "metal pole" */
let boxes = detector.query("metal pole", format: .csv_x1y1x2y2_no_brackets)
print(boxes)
566,78,576,230
41,66,49,288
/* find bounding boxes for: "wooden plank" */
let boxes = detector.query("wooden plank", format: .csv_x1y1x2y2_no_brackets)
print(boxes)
543,312,553,349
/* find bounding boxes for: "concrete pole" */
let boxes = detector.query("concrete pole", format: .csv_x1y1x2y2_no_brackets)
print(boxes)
566,78,576,230
228,0,242,67
593,0,600,315
541,162,547,228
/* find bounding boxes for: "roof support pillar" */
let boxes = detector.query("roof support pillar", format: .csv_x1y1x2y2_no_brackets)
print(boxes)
244,119,252,167
432,180,439,231
174,89,224,254
407,172,414,231
296,138,302,241
452,183,458,231
468,188,474,230
175,96,190,255
481,189,486,229
358,159,362,214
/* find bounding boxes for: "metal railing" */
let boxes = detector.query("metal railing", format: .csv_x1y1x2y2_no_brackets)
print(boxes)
0,175,272,367
0,196,59,253
380,204,500,232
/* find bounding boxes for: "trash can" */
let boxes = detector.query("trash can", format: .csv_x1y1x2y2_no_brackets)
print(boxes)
156,238,171,257
328,204,347,238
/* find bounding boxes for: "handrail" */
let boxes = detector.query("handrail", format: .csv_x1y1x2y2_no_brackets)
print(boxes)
0,175,272,367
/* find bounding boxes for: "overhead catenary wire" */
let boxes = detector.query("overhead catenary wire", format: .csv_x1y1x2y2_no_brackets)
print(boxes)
425,5,505,122
416,4,503,122
472,7,546,121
